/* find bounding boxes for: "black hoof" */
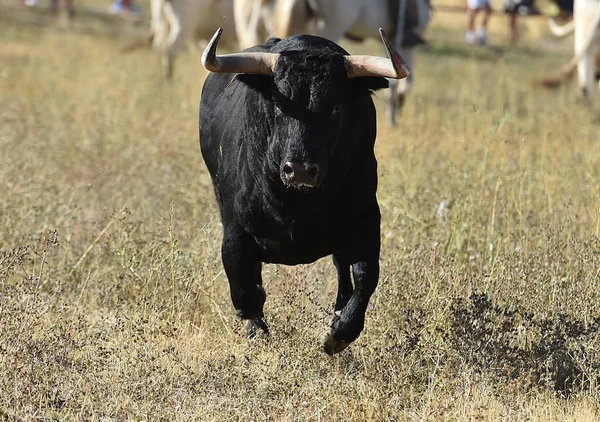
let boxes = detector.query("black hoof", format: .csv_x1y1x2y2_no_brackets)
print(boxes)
246,318,269,339
321,332,351,356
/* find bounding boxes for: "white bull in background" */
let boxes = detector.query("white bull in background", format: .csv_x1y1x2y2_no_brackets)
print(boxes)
233,0,270,49
240,0,431,125
573,0,600,99
234,0,317,49
150,0,238,79
233,0,273,48
538,0,600,99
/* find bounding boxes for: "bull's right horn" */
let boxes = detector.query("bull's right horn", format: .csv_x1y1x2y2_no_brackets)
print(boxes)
345,28,410,79
202,28,279,76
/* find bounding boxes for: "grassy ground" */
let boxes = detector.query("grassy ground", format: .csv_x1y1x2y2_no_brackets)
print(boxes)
2,9,600,421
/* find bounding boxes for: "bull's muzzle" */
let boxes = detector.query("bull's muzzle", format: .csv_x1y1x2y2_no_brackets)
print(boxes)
281,161,322,187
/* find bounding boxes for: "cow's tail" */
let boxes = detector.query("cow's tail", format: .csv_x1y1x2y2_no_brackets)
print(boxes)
534,5,600,88
547,17,575,38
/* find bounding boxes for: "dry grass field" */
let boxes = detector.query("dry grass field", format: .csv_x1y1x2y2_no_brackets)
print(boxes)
2,6,600,421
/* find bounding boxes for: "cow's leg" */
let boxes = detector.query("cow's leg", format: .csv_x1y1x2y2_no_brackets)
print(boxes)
578,50,596,100
162,0,181,81
332,252,353,312
221,222,268,337
574,0,599,100
387,79,399,126
150,0,164,37
387,48,414,125
234,0,265,49
323,203,380,355
576,26,597,100
162,54,174,81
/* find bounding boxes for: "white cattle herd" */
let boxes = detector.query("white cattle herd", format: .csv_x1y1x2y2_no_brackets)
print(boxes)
144,0,600,112
545,0,600,100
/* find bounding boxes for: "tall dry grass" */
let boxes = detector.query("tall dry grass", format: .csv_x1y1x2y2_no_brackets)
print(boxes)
1,13,600,421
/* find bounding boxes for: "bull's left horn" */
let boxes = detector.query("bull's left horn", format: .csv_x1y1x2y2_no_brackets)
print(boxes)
201,28,279,76
344,28,410,79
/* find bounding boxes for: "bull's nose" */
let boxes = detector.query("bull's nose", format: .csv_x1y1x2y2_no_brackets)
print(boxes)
282,161,321,187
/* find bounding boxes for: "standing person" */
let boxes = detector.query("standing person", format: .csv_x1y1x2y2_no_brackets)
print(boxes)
466,0,492,45
50,0,75,16
24,0,74,15
503,0,540,44
110,0,139,14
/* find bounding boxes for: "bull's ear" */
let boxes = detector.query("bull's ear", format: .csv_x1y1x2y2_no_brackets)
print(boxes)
236,74,272,94
349,76,389,97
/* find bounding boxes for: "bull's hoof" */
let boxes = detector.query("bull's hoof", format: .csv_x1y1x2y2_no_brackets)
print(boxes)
321,332,351,356
246,318,269,339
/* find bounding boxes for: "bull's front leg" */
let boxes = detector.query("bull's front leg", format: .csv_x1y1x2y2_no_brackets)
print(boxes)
221,222,268,337
332,252,354,313
323,204,381,355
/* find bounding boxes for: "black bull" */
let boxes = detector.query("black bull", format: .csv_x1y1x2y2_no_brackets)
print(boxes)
199,29,407,355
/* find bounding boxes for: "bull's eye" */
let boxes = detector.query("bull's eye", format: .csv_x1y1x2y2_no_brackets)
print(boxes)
330,105,343,116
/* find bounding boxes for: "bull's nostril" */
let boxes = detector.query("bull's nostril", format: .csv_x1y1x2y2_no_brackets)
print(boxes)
283,163,294,175
282,161,321,186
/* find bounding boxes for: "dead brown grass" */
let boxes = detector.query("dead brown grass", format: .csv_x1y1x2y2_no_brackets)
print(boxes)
1,11,600,421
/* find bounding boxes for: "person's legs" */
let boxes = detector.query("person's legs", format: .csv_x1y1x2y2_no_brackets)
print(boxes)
110,0,123,13
477,4,491,44
507,12,517,44
466,7,478,44
480,4,491,27
63,0,74,16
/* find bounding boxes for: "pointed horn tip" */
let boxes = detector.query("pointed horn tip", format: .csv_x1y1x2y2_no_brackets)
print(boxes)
378,27,411,79
378,28,389,43
399,63,411,78
201,27,224,68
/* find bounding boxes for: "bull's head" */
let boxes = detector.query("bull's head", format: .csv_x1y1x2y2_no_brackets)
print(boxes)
202,28,409,189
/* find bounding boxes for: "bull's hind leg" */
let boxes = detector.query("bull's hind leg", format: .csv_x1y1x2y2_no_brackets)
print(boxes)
221,222,268,338
323,204,381,356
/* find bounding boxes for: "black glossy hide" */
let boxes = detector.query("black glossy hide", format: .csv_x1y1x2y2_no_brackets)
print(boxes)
199,34,388,355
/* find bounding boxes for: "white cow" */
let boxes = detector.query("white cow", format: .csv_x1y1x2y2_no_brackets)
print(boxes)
233,0,315,48
573,0,600,99
233,0,271,48
150,0,238,79
539,0,600,99
258,0,431,124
